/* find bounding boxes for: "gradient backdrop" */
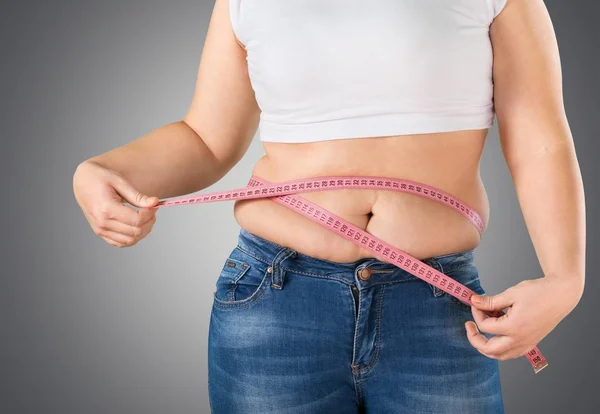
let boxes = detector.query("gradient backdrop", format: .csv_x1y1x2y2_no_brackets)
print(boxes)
1,1,598,413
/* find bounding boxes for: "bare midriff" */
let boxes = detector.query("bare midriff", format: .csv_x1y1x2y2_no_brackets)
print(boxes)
233,129,490,263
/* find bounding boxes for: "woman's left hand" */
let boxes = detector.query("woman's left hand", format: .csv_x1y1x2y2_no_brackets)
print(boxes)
465,276,583,361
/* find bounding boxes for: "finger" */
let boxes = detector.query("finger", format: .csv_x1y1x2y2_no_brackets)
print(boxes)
465,321,511,359
110,176,159,208
137,207,157,223
98,215,155,238
465,321,489,353
470,290,514,312
100,236,126,248
472,305,511,335
490,350,521,361
136,216,156,240
481,334,514,356
100,202,152,228
104,215,155,242
97,229,137,247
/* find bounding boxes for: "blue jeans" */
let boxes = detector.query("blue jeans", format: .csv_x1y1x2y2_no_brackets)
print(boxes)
208,228,504,413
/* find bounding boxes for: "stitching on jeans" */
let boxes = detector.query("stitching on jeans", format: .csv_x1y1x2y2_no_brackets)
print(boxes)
212,285,268,310
377,279,426,286
236,242,473,284
349,284,358,321
285,268,436,288
235,244,271,265
212,268,271,310
358,284,386,375
351,283,362,375
232,261,251,283
285,269,353,285
236,239,474,280
427,248,475,260
230,262,250,300
441,262,474,275
353,376,364,407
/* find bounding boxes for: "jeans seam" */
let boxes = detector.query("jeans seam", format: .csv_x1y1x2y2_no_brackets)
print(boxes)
212,267,271,310
284,269,354,286
232,261,251,283
235,244,271,265
376,278,435,287
442,262,474,276
353,376,364,408
212,286,268,310
358,284,386,375
286,269,430,287
351,284,362,374
369,269,396,274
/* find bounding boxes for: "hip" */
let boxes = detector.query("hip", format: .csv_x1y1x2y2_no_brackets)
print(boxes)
208,227,504,413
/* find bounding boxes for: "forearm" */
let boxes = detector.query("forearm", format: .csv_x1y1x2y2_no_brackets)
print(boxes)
84,120,229,199
509,144,586,295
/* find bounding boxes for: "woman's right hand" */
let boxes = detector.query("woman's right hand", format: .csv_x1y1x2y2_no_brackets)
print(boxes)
73,161,160,248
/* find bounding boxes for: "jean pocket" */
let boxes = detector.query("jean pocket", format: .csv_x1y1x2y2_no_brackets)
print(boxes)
212,246,271,310
431,263,486,313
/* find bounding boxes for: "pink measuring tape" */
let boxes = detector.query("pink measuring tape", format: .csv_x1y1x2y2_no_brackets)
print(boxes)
155,175,548,374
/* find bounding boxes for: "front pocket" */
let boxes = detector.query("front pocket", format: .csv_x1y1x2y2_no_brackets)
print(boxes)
214,255,251,302
213,246,271,309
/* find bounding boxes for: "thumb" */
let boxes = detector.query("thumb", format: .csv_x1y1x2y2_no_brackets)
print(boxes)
470,290,513,311
112,177,159,208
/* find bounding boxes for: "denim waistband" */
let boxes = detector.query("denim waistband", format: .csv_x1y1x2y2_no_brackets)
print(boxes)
236,227,475,286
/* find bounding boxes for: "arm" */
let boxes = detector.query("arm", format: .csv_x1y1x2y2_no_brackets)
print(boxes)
464,0,586,360
492,0,585,295
82,0,260,199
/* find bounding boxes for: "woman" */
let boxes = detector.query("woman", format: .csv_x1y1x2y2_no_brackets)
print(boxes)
72,0,585,412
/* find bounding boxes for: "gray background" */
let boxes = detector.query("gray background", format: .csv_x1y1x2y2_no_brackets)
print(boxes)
1,1,598,413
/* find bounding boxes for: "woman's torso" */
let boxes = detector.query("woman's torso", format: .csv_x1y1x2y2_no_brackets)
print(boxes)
229,0,504,262
233,129,490,263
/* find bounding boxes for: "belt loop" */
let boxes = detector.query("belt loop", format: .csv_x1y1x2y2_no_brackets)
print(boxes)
271,247,297,290
424,258,445,297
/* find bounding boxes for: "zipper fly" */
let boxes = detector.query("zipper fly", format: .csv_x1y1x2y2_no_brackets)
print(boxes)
350,284,359,318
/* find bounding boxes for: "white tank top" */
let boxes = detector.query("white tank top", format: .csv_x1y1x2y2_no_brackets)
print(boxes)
229,0,508,143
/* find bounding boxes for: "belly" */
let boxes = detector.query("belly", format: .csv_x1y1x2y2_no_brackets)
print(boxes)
233,130,490,263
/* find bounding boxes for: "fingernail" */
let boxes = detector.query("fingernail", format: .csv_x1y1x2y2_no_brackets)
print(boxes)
471,294,481,303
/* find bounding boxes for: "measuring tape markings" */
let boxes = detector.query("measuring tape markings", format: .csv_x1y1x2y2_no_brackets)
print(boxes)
155,175,548,373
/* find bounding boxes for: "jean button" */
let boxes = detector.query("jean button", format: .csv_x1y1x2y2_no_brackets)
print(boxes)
358,267,372,281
